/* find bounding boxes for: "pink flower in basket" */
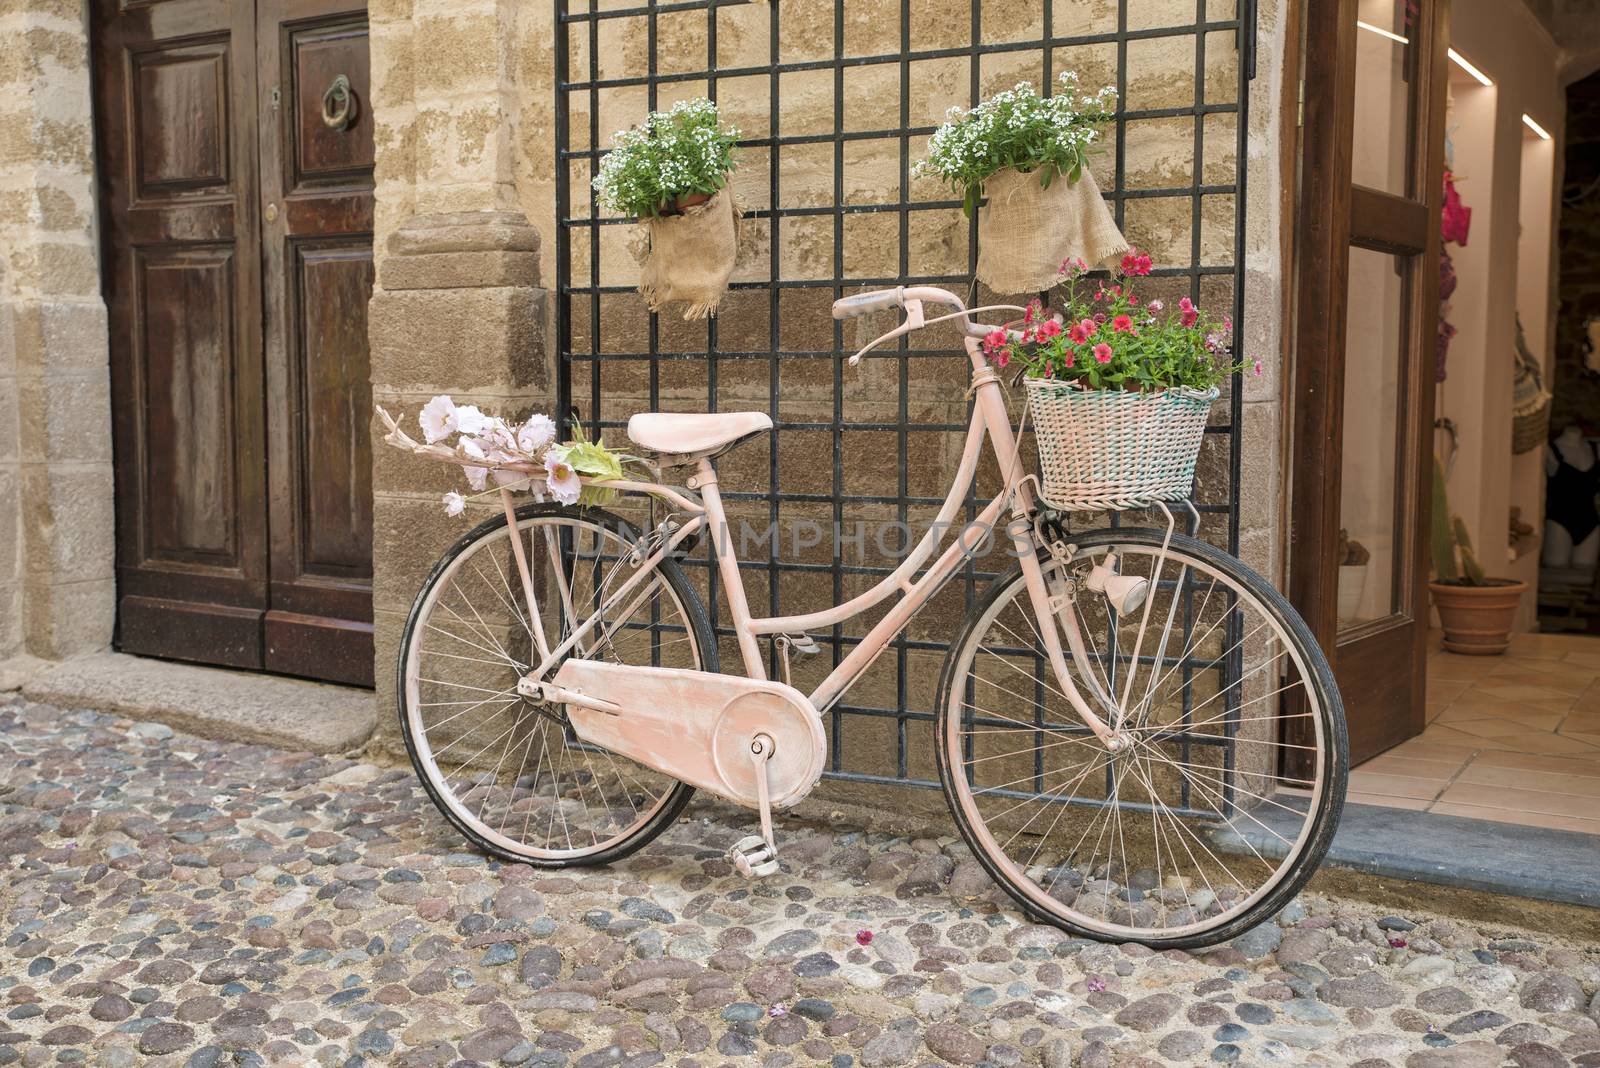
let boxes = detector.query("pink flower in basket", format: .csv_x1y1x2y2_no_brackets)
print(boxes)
1179,297,1199,328
1069,319,1096,344
1094,343,1113,364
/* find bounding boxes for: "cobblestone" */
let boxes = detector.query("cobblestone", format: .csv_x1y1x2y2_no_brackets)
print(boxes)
0,699,1597,1066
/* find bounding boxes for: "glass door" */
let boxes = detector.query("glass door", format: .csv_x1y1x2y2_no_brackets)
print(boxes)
1290,0,1451,765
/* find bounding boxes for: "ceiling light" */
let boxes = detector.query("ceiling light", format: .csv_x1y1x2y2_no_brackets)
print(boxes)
1522,113,1552,140
1448,48,1493,87
1356,19,1410,45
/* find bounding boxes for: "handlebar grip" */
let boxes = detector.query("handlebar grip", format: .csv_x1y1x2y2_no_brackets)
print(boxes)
832,287,903,319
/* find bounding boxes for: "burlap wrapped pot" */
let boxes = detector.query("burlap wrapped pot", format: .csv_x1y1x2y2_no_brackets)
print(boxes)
975,164,1127,294
637,189,739,320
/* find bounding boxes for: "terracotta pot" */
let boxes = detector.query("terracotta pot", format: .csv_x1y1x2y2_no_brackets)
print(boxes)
1429,579,1528,655
656,190,713,217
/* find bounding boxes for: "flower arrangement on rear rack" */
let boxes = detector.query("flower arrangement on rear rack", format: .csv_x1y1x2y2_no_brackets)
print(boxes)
375,397,627,517
989,252,1260,512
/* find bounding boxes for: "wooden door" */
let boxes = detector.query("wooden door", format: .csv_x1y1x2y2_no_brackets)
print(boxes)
95,0,270,670
92,0,374,686
258,0,375,685
1290,0,1451,764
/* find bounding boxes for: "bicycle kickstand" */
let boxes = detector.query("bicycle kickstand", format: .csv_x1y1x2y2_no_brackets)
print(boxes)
729,733,781,878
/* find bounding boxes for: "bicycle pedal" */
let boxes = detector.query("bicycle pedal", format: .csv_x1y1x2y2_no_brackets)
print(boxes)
729,835,780,878
783,633,821,655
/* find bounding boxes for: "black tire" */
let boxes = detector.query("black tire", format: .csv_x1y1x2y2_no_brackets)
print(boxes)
397,502,716,868
933,527,1347,949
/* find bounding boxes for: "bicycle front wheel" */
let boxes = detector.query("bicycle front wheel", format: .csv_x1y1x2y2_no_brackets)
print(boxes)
935,528,1346,948
398,503,714,867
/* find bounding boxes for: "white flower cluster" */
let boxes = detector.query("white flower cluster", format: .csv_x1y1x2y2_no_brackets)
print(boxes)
417,395,579,514
912,72,1117,189
592,98,740,218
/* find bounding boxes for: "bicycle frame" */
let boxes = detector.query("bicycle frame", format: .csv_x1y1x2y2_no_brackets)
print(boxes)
501,331,1124,750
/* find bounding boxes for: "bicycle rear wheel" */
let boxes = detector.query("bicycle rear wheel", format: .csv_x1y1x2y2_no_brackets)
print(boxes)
935,528,1346,948
398,503,714,866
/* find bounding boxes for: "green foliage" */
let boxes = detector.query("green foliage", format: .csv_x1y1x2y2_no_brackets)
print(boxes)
563,423,628,507
592,98,740,219
990,257,1245,393
1430,457,1487,585
911,72,1117,219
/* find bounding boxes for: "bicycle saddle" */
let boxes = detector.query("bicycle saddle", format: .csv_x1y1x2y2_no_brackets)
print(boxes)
627,411,772,465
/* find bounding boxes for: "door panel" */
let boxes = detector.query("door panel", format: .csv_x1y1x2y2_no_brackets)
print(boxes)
136,245,239,564
96,0,269,669
1291,0,1450,766
260,1,375,685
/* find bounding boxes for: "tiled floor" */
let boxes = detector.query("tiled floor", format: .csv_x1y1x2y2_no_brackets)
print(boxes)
1347,632,1600,835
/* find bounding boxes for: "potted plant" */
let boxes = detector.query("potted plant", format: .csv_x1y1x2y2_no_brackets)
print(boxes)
1336,528,1370,625
1429,458,1527,654
593,97,741,319
989,253,1254,510
913,72,1124,294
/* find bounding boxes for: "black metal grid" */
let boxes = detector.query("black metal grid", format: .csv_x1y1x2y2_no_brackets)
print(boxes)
554,0,1254,792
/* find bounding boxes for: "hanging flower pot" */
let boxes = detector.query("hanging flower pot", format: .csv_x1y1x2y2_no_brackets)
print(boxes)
914,72,1127,295
976,164,1128,296
593,98,741,320
984,253,1253,511
638,188,740,320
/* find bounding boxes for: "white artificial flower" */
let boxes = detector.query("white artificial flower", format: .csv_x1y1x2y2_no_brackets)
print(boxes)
518,413,557,454
546,458,581,506
478,417,516,451
452,405,490,437
442,491,466,517
487,449,525,488
459,438,489,491
420,395,457,443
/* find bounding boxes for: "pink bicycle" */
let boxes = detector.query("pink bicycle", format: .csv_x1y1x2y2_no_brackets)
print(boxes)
389,286,1347,947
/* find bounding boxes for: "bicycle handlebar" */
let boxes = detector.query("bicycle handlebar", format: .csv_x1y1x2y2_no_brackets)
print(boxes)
832,287,905,319
831,286,996,339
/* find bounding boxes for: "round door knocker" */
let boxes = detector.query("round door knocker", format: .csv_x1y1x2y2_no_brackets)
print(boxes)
320,73,358,131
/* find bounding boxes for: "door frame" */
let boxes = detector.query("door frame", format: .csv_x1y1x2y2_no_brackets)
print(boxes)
1289,0,1453,764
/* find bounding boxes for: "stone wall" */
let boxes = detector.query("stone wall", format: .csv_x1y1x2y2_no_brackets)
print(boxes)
366,0,557,748
0,0,114,668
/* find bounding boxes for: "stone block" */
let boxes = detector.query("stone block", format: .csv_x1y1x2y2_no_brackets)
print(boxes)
18,369,111,463
20,464,115,582
0,467,17,580
1238,400,1280,534
368,286,547,391
387,211,540,257
0,380,16,462
23,576,113,658
380,249,539,291
372,493,483,619
4,297,108,374
0,584,19,659
370,607,408,755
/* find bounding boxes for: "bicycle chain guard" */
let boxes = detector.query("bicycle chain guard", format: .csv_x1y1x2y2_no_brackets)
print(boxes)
552,659,826,811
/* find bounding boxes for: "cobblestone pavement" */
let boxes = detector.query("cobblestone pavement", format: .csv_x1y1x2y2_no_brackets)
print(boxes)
2,698,1599,1068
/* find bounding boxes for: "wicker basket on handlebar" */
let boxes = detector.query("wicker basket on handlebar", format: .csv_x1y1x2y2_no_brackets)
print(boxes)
1024,380,1219,512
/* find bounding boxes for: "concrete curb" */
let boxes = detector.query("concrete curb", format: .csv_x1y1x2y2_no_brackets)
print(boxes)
21,652,376,754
